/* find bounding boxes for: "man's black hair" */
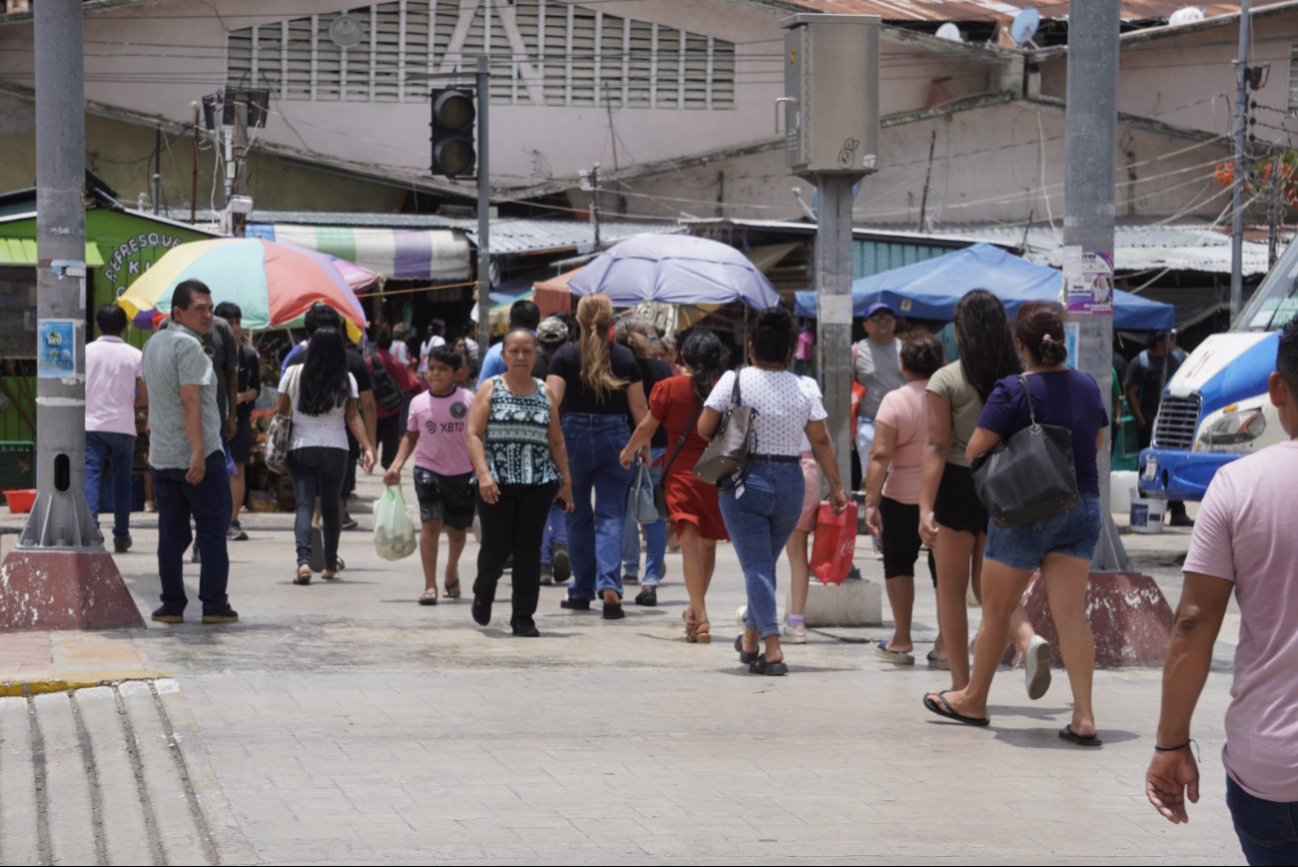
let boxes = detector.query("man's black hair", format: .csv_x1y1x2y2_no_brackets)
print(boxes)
96,303,128,336
428,344,463,371
214,301,243,322
172,279,211,311
377,331,394,350
1278,317,1298,398
509,300,541,331
554,311,578,343
303,303,342,336
428,319,446,337
1146,331,1169,351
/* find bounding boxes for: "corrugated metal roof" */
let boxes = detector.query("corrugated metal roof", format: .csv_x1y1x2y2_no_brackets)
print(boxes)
899,219,1281,275
785,0,1295,21
0,237,105,267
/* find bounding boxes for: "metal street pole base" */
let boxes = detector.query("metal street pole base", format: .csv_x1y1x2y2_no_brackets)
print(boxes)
0,550,145,633
1002,572,1173,668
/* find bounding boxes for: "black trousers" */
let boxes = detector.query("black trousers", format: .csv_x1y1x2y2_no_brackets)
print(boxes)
376,413,403,470
474,483,553,629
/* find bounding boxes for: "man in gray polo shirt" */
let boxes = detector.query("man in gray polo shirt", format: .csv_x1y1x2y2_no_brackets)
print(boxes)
142,279,237,624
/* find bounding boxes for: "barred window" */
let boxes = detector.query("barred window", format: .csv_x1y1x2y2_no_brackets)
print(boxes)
225,0,737,110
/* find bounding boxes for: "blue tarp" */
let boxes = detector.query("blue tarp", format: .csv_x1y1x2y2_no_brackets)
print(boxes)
794,243,1176,331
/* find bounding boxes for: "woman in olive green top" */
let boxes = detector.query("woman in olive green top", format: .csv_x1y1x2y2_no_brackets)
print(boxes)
919,290,1042,691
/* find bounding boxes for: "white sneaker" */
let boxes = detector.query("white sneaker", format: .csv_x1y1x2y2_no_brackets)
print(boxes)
782,619,807,644
1025,635,1052,700
734,605,747,627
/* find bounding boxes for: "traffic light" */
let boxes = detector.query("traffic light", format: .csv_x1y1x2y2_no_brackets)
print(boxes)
430,88,477,178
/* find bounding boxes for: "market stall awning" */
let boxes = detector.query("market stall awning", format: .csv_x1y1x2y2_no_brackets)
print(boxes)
0,237,104,266
247,223,471,281
794,243,1176,332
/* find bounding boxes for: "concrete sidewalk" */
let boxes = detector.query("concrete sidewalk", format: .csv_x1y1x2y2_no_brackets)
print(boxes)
0,472,1238,865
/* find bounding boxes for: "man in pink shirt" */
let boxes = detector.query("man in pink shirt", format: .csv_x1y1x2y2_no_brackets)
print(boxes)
84,304,147,553
1147,318,1298,864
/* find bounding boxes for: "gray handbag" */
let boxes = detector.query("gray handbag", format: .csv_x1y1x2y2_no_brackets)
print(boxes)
627,461,660,525
264,366,298,475
970,374,1079,529
692,371,757,488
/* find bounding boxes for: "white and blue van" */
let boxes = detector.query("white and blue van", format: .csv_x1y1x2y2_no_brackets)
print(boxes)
1138,242,1296,501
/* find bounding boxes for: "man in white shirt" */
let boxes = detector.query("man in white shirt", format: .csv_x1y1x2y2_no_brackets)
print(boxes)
85,304,146,553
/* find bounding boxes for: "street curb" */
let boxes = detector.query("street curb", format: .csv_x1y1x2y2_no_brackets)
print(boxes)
0,672,172,697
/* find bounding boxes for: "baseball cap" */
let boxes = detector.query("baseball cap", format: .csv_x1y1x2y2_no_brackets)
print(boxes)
537,316,569,345
864,302,895,319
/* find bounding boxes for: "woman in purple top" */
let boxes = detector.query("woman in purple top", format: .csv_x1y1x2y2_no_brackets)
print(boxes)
924,301,1109,745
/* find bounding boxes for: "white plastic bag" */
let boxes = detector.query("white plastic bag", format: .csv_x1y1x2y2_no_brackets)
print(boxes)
373,485,417,561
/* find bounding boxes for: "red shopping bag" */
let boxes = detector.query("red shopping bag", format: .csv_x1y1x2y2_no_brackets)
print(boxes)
809,501,858,586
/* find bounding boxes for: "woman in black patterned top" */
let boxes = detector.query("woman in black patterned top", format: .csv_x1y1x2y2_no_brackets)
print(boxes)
466,329,573,637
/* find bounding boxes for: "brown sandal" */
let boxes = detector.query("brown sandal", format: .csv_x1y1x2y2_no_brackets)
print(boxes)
693,620,711,644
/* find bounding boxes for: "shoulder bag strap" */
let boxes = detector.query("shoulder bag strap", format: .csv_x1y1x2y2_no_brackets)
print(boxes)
277,366,299,418
1019,373,1039,429
662,398,704,474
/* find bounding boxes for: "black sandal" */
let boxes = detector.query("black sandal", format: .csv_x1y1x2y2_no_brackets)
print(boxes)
922,690,990,727
1059,724,1103,746
444,576,461,599
748,655,788,676
734,635,760,665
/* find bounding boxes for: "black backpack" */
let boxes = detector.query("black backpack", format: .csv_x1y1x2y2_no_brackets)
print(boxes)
367,356,403,412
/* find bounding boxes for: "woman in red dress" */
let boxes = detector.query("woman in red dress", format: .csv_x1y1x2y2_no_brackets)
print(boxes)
620,329,728,643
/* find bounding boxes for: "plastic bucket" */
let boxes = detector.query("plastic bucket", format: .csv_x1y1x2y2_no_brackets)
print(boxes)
4,489,37,514
1129,487,1165,535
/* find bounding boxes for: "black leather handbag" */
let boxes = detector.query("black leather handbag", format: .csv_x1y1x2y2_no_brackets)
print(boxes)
971,375,1079,529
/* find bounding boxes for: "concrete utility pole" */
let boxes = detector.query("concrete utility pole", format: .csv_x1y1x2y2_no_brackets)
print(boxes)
1064,0,1126,571
0,0,143,632
780,14,881,491
476,56,491,355
1230,0,1251,321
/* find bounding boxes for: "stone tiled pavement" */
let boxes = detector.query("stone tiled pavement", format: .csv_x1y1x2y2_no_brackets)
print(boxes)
7,474,1246,865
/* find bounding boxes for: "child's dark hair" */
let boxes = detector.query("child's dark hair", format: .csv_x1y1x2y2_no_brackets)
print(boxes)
1278,317,1298,398
750,307,795,364
428,344,463,371
900,329,945,379
1015,301,1068,367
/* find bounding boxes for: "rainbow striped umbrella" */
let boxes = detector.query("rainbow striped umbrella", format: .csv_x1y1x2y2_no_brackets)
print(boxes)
117,238,371,338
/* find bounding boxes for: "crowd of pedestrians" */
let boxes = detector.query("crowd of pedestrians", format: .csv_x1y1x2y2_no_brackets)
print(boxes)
85,276,1298,865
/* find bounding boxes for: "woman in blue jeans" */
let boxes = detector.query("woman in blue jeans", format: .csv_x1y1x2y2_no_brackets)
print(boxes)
699,308,849,675
924,301,1108,741
546,294,649,620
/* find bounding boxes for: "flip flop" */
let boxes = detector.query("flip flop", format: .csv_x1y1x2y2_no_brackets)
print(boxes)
444,576,462,599
748,655,788,676
922,690,990,727
926,651,951,671
875,641,915,665
1059,725,1103,747
733,634,760,665
418,589,439,606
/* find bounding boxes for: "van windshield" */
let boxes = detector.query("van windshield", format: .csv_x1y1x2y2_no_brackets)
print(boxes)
1239,238,1298,331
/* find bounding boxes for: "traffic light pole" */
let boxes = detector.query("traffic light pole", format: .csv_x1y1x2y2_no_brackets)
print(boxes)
0,0,143,632
476,56,491,355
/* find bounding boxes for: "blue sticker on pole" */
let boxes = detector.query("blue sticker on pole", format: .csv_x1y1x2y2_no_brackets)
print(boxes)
37,319,76,379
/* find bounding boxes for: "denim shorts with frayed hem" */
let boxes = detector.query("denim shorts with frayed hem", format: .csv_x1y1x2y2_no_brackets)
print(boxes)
983,493,1101,571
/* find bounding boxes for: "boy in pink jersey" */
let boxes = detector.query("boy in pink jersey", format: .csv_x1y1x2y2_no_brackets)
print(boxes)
384,345,475,604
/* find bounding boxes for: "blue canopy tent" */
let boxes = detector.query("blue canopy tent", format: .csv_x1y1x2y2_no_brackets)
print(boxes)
794,243,1176,331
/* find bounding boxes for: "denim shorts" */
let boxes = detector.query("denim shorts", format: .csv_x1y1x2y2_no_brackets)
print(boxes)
983,493,1101,571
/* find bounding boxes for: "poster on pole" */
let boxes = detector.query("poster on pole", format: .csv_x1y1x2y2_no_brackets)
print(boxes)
37,319,75,379
1061,246,1114,316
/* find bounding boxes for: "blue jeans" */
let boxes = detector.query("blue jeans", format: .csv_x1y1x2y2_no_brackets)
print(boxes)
85,431,135,540
563,414,632,600
1228,775,1298,866
150,450,232,615
540,501,568,565
622,447,666,585
718,458,805,639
